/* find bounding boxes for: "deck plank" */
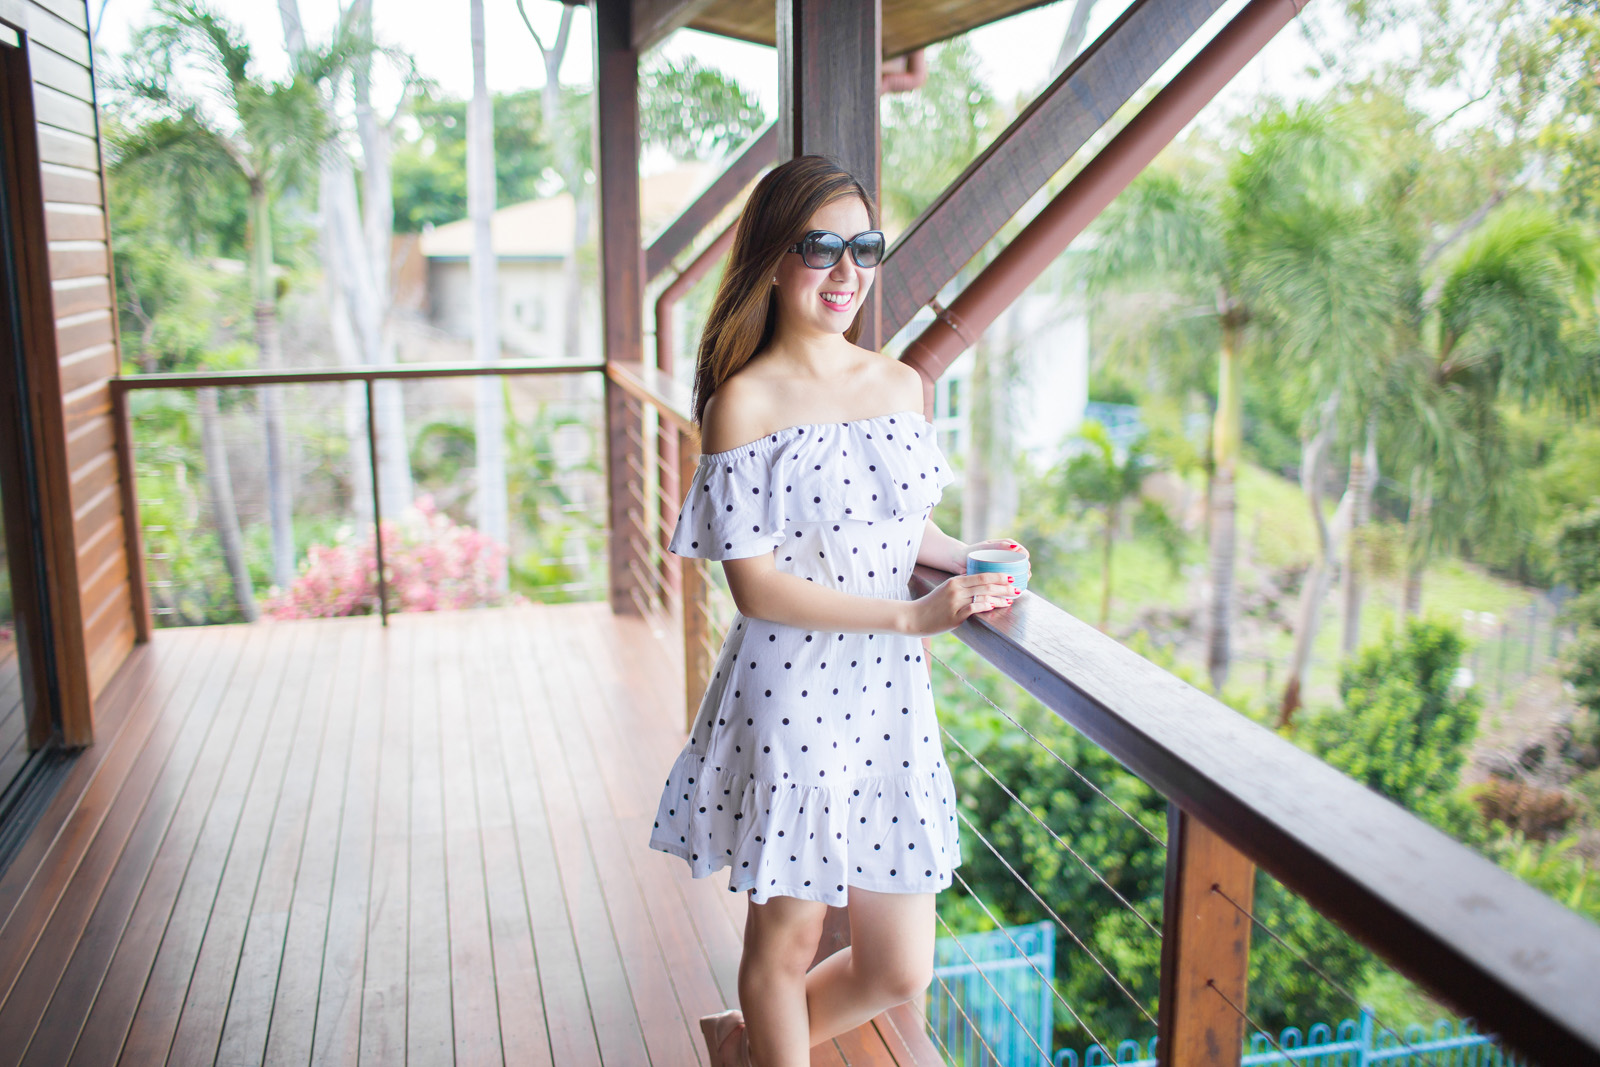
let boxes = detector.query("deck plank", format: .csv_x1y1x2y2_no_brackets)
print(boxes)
406,616,458,1067
487,614,603,1067
264,620,376,1066
163,620,338,1067
114,622,310,1066
295,620,381,1067
64,626,275,1066
535,610,700,1067
435,615,505,1067
356,619,414,1067
458,612,552,1067
504,611,651,1067
0,608,944,1067
1,623,227,1066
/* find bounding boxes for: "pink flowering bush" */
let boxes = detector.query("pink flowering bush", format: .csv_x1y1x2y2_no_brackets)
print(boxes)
265,496,514,620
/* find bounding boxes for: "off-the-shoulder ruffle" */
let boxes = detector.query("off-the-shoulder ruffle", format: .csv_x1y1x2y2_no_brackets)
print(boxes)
649,748,961,906
667,411,953,561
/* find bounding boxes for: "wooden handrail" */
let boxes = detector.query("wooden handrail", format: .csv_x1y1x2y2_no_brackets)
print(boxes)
110,360,604,392
909,564,1600,1065
604,360,697,435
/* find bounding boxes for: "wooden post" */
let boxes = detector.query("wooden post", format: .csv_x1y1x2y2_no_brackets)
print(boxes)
1158,807,1255,1066
593,0,647,616
775,0,881,348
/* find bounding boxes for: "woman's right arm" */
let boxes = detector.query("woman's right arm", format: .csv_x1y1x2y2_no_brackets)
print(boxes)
721,553,1016,638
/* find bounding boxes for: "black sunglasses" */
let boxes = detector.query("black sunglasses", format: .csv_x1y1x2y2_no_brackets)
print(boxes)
787,229,886,269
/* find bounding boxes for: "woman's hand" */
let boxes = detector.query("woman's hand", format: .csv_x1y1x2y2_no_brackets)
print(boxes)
963,537,1032,585
901,572,1019,637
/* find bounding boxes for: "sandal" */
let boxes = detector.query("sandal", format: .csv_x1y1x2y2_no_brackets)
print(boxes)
698,1009,748,1067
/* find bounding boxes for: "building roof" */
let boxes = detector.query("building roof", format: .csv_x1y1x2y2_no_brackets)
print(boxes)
420,163,713,259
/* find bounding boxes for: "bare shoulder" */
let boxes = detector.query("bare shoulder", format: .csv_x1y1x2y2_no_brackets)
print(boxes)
699,371,780,454
870,349,927,415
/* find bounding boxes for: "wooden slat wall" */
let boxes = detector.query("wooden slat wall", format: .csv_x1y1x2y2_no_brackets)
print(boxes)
2,0,135,741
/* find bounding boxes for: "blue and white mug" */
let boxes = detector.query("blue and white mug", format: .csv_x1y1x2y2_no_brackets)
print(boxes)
966,548,1029,593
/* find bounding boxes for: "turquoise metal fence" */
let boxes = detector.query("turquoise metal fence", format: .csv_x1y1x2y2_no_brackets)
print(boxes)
929,921,1056,1066
1048,1010,1517,1066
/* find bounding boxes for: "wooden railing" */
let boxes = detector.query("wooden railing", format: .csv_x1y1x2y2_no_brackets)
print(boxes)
603,359,723,730
111,360,602,635
604,360,1600,1067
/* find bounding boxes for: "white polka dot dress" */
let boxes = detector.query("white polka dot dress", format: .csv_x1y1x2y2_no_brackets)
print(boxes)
649,410,962,906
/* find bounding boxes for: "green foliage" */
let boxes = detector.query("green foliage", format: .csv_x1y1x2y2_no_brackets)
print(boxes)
1486,832,1600,923
1555,502,1600,721
1301,619,1483,839
640,55,766,161
880,40,1001,230
392,89,554,232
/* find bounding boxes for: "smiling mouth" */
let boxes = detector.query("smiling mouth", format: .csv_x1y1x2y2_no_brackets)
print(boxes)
820,292,854,310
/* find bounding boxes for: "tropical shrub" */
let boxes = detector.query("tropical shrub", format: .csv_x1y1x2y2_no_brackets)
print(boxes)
265,495,513,619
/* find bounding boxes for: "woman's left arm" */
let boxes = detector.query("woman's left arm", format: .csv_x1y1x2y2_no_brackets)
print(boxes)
916,518,968,573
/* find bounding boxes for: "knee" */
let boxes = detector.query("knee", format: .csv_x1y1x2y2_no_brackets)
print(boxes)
744,910,825,979
862,956,933,1006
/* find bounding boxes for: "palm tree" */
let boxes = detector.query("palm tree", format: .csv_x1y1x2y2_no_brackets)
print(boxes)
1393,204,1598,613
118,0,352,591
1057,422,1154,630
1083,104,1394,693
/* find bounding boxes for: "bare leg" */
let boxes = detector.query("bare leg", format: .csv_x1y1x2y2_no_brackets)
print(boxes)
739,888,936,1066
803,888,935,1045
739,894,828,1067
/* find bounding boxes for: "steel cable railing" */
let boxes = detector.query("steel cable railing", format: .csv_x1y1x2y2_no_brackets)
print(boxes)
930,966,1011,1067
933,908,1061,1067
949,822,1157,1033
933,649,1166,848
949,866,1125,1049
937,723,1161,934
1208,883,1457,1067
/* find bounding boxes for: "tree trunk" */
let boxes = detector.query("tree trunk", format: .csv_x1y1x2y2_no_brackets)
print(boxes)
1401,469,1430,618
1099,502,1116,630
469,0,508,560
1339,419,1377,656
251,186,295,591
281,0,411,524
1049,0,1099,79
197,387,259,622
351,0,412,516
1279,392,1346,727
1206,318,1241,692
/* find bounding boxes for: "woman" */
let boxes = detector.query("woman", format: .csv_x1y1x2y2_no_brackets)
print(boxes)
649,154,1029,1067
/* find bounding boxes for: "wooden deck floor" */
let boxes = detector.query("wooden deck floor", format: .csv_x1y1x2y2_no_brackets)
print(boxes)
0,606,942,1066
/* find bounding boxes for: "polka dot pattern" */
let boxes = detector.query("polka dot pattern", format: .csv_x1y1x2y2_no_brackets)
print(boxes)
650,410,962,906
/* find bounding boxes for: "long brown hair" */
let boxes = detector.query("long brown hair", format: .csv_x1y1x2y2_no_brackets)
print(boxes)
690,154,879,426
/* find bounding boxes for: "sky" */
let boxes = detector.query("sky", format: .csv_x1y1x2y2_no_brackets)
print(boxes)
89,0,1341,136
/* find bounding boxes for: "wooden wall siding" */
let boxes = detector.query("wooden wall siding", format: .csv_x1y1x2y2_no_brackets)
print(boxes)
0,609,943,1067
2,0,136,740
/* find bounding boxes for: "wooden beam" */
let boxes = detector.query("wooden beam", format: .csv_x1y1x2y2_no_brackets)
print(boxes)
1158,808,1254,1067
631,0,716,53
878,0,1226,341
593,0,648,617
644,122,775,281
776,0,881,347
